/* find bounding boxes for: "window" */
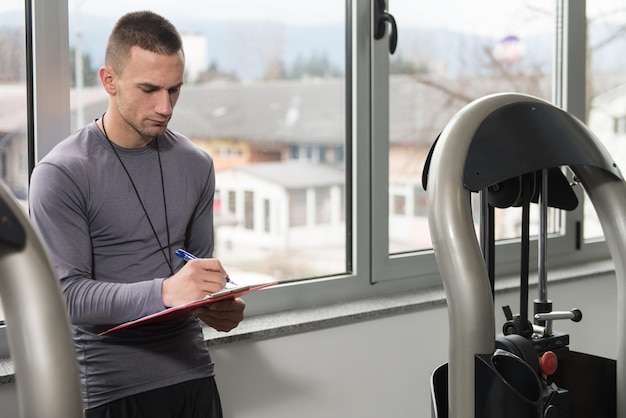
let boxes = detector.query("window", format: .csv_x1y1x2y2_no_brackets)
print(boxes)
7,0,610,323
244,191,254,230
314,187,331,224
67,0,347,283
584,0,626,240
263,199,271,233
289,146,300,160
304,145,313,161
393,194,405,217
288,189,307,227
413,186,427,217
0,3,27,203
0,0,27,324
213,189,222,215
227,190,236,214
371,0,595,284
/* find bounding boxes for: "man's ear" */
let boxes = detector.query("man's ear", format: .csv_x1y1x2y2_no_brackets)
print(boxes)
99,66,117,95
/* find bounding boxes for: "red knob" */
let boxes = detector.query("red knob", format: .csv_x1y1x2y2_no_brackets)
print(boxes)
540,351,558,376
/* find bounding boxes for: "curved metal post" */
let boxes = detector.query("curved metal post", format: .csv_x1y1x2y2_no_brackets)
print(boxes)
426,94,534,417
427,91,626,418
0,180,83,417
573,165,626,418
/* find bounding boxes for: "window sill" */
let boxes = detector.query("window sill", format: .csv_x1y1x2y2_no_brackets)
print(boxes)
202,283,448,347
0,258,615,384
202,259,614,347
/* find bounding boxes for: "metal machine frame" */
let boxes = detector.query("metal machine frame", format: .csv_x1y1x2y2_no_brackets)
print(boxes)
425,93,625,417
0,180,82,417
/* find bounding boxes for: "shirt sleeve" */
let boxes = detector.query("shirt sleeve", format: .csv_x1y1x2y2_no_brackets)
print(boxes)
29,162,166,326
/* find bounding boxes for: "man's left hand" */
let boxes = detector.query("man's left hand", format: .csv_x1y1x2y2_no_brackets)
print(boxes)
191,297,246,332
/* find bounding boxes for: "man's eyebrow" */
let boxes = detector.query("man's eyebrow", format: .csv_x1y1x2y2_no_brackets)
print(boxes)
136,82,184,90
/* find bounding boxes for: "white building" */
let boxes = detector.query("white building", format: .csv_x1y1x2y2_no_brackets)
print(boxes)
588,82,626,169
214,161,345,276
181,32,208,83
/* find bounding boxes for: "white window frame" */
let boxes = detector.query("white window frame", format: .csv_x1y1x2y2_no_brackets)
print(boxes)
370,0,610,286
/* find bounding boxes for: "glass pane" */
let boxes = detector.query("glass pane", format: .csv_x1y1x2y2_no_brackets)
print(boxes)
388,0,557,253
0,3,27,202
69,0,347,282
584,0,626,240
0,1,27,323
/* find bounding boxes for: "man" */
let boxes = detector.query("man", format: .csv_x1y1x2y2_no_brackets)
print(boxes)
29,10,245,418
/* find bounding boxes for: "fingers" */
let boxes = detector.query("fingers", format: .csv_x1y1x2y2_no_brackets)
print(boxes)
197,314,239,332
162,257,229,307
182,258,228,295
205,297,246,311
192,297,246,332
186,257,227,273
186,258,228,284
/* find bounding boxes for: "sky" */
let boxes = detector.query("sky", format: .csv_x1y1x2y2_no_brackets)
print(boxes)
67,0,547,39
72,0,345,26
65,0,626,23
1,0,625,38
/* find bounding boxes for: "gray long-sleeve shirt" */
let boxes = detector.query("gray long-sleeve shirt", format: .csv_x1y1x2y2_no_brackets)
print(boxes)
29,121,216,409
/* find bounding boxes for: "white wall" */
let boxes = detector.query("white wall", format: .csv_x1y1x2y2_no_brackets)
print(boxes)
0,272,617,418
0,383,16,418
211,272,617,418
213,307,448,418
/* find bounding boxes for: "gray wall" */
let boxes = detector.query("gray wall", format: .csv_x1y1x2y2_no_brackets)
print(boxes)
0,271,617,418
212,271,617,418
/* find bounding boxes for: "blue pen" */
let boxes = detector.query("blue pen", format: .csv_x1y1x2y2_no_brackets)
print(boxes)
175,248,236,286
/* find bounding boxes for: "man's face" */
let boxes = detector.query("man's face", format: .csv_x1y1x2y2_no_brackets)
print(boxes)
114,46,185,142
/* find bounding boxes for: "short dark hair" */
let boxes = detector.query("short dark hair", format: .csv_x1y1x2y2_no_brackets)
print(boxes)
105,10,184,73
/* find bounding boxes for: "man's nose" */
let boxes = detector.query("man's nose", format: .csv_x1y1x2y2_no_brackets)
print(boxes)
155,91,174,116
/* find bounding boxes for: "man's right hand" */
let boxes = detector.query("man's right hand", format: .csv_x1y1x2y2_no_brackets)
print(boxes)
161,258,228,307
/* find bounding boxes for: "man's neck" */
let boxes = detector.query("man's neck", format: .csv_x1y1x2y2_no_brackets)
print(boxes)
99,112,152,149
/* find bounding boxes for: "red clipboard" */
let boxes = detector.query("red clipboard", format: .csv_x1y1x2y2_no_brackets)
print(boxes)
99,281,277,336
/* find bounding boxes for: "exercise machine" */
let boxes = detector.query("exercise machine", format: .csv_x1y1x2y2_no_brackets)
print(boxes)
424,93,622,417
0,180,82,417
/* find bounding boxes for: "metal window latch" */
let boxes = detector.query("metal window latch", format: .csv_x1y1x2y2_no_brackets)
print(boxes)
373,0,398,54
